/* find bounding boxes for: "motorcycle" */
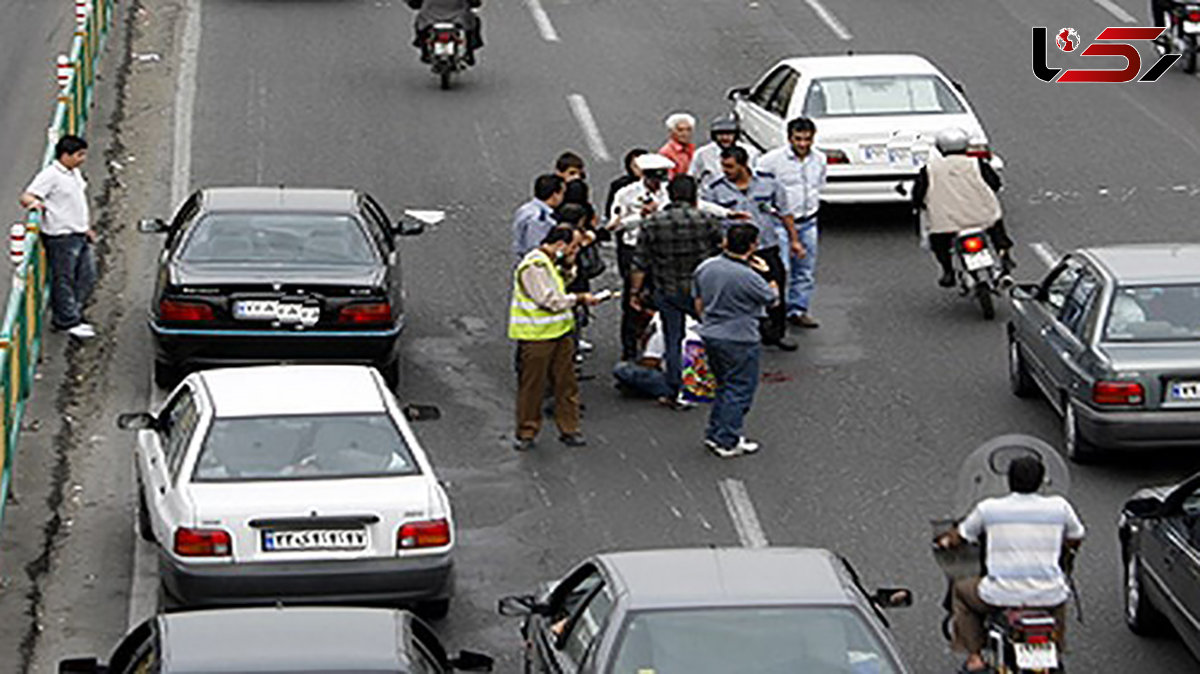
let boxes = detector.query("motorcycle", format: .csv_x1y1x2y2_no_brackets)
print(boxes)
425,22,470,89
952,228,1005,320
932,434,1076,674
1155,2,1200,74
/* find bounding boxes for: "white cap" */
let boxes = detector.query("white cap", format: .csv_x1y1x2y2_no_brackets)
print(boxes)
634,153,675,172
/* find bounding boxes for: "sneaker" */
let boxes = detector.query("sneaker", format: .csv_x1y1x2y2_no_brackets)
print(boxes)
657,395,696,411
737,437,760,454
788,314,820,329
512,437,535,452
559,432,587,447
578,339,594,354
770,338,799,352
66,323,96,339
938,271,956,288
704,438,742,459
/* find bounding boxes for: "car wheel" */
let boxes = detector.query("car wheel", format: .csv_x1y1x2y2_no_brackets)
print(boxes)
1125,553,1169,636
154,360,182,390
157,582,183,613
416,598,450,621
136,488,154,543
1062,400,1099,463
1008,338,1036,398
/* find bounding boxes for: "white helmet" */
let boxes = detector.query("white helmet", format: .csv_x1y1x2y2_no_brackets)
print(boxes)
934,127,970,155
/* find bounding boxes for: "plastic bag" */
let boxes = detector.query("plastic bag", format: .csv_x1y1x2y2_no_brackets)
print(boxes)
679,337,716,403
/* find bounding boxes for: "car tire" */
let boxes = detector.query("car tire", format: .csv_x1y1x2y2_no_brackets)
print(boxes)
416,598,450,621
1062,400,1100,463
154,360,182,390
1125,553,1169,636
157,583,183,614
136,488,155,543
1008,338,1037,398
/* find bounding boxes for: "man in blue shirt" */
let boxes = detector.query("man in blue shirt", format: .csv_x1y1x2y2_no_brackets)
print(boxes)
701,147,803,350
692,224,779,458
512,174,565,261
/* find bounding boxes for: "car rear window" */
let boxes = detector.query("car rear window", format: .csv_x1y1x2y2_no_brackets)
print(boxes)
179,213,378,265
192,413,419,481
1105,284,1200,342
803,75,965,117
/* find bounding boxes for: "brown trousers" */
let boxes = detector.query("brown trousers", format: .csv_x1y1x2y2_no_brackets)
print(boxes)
515,336,580,440
951,577,1067,654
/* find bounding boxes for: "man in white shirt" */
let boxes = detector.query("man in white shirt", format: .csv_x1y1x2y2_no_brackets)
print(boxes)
756,117,826,329
690,115,760,188
19,135,97,339
939,456,1085,673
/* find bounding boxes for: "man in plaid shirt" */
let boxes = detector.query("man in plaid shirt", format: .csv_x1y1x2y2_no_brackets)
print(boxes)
630,175,725,409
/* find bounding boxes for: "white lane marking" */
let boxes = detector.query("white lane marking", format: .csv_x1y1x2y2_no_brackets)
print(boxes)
718,479,768,548
802,0,853,41
1091,0,1136,24
1029,242,1060,267
566,94,612,162
170,0,202,209
525,0,560,42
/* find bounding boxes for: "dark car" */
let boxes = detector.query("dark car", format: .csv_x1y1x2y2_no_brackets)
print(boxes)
1119,471,1200,662
140,187,426,389
1007,244,1200,461
498,547,913,673
58,606,491,674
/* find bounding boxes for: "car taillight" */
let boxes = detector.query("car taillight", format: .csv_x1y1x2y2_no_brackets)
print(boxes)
174,527,232,557
961,236,985,253
966,144,992,160
1093,381,1144,405
822,149,849,165
398,519,450,549
159,299,214,321
337,302,391,325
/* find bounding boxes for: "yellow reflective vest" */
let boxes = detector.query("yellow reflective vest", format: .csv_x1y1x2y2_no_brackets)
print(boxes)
508,249,575,341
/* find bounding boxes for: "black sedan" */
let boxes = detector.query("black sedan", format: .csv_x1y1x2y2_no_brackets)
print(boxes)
498,547,913,673
58,606,491,673
1119,472,1200,662
140,187,426,389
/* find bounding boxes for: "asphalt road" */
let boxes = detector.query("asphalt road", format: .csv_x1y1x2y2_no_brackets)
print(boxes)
5,0,1200,671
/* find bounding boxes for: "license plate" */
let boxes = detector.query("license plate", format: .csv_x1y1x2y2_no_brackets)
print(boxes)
1170,381,1200,401
233,300,320,326
434,42,454,55
262,529,367,552
911,150,929,166
888,148,911,166
1013,642,1058,669
1183,21,1200,34
861,145,887,163
964,250,995,271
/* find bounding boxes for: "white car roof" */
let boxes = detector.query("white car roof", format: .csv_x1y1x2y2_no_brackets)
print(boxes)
197,365,388,418
776,53,943,78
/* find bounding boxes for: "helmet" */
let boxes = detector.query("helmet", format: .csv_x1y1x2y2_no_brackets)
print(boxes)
934,127,970,155
709,115,741,141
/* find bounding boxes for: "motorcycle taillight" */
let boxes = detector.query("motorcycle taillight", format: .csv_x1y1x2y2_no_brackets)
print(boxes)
434,32,455,42
961,236,986,253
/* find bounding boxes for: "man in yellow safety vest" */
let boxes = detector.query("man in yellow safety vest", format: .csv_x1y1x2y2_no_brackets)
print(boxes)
509,225,600,451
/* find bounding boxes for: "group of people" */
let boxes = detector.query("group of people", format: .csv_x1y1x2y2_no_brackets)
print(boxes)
507,112,829,458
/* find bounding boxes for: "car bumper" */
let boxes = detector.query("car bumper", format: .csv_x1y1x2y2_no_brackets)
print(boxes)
1076,404,1200,450
159,551,453,608
821,154,1005,205
150,317,404,369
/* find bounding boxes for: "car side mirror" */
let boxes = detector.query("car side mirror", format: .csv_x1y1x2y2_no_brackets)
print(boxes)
402,403,441,422
448,650,494,672
396,209,445,237
137,218,167,234
116,412,157,431
871,588,913,609
59,658,105,674
727,86,750,101
497,594,546,617
1124,497,1163,519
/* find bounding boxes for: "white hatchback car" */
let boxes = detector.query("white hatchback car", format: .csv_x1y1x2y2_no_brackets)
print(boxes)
730,53,1004,204
119,365,455,617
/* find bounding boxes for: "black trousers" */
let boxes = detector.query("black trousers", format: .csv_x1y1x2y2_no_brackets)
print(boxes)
1150,0,1173,27
929,220,1014,275
617,241,651,361
756,246,787,345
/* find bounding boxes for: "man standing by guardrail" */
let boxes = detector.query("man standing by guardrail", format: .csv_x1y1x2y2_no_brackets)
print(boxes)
18,134,97,340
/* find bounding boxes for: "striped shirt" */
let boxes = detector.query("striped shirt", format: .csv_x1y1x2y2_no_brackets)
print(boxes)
958,493,1085,607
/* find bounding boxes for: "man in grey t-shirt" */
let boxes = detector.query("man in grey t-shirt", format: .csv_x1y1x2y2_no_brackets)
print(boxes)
692,224,778,458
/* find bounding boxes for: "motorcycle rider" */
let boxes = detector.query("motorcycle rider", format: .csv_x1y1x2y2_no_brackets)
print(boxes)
937,456,1085,673
912,127,1013,288
408,0,483,65
689,115,760,187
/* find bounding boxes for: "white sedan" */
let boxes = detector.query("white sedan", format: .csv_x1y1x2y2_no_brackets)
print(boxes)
119,364,455,617
730,53,1004,204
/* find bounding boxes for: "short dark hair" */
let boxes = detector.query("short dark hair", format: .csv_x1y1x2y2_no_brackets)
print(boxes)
55,135,88,160
554,203,588,227
534,174,565,201
667,175,698,205
541,225,577,246
720,145,749,167
787,117,817,136
623,148,649,176
555,151,585,174
725,224,758,255
1008,456,1046,494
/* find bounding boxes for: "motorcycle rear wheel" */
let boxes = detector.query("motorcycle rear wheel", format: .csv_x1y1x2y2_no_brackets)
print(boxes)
975,283,995,320
1183,36,1198,74
440,69,452,90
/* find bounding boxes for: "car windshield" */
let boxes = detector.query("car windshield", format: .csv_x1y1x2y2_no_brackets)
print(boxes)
803,75,965,117
179,213,378,265
610,607,899,674
192,414,419,481
1104,284,1200,342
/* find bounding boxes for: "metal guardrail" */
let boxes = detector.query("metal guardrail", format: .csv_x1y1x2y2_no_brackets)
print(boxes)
0,0,114,531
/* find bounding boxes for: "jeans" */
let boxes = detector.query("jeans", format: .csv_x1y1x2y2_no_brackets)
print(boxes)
43,233,96,330
612,362,671,399
788,218,818,316
702,337,761,448
654,288,697,396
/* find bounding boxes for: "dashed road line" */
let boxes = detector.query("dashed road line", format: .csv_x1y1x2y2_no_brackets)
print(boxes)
525,0,560,42
719,478,768,548
802,0,853,41
1091,0,1136,24
1030,241,1061,267
567,94,612,162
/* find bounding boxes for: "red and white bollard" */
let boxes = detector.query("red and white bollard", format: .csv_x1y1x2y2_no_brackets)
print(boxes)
10,222,27,267
74,0,91,24
56,54,72,90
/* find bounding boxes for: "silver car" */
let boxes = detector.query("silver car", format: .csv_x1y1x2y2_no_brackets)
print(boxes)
1008,244,1200,461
